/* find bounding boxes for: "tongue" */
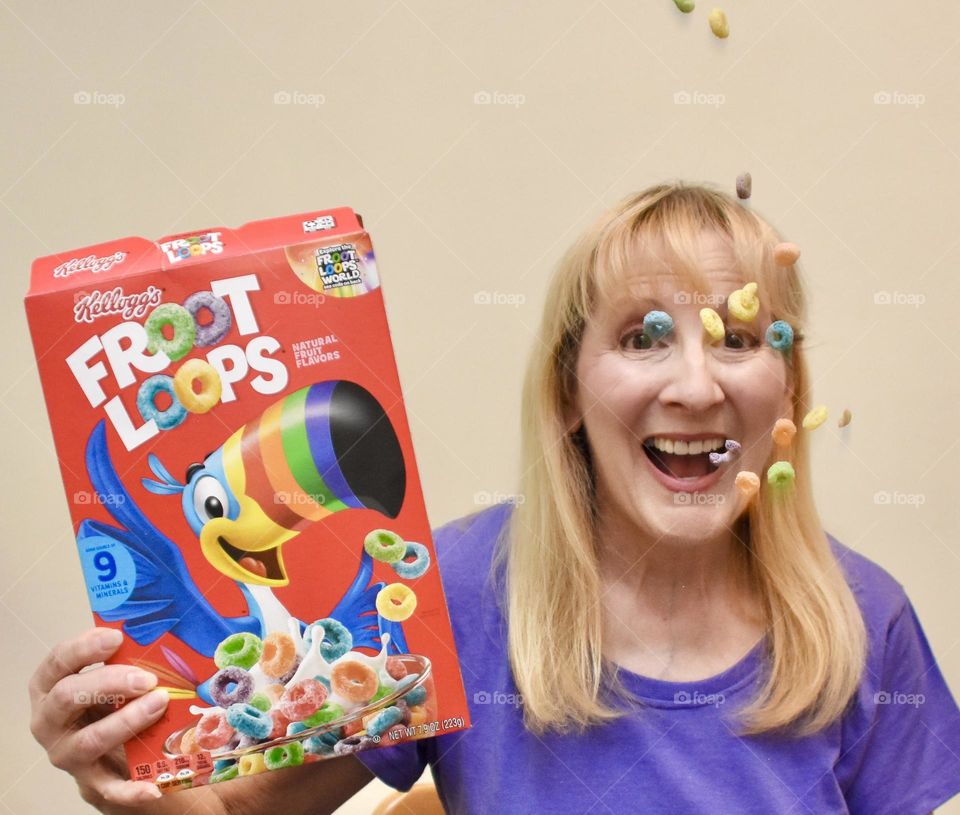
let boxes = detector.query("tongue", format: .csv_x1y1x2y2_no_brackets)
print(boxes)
239,556,267,578
661,452,712,479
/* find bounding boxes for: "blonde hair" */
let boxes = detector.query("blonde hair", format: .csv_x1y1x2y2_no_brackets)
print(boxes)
493,181,867,737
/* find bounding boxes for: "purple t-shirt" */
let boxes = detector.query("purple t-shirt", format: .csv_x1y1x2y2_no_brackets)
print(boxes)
359,502,960,814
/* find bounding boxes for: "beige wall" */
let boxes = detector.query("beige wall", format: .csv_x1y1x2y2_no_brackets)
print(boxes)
3,1,959,812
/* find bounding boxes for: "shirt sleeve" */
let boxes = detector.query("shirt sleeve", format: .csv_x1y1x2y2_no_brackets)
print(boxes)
355,738,431,793
837,598,960,814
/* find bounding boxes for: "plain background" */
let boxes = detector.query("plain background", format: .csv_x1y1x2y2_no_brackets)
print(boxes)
3,1,960,813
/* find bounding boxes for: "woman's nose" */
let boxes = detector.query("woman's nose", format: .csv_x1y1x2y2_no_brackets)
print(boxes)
657,345,725,412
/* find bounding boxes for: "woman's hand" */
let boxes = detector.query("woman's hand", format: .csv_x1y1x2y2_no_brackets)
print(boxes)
28,626,170,810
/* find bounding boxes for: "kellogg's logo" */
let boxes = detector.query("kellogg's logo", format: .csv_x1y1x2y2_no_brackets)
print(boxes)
160,232,224,263
53,251,127,279
74,285,163,324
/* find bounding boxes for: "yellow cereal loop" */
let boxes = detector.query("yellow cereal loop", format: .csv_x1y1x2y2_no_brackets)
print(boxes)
802,406,828,431
238,752,267,776
700,308,724,342
376,583,417,622
708,8,729,38
727,282,759,322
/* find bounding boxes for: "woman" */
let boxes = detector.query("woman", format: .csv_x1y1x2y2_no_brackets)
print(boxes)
28,183,960,813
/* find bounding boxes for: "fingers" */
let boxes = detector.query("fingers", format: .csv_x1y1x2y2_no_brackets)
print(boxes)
46,688,169,773
29,628,123,705
79,765,163,807
35,663,158,743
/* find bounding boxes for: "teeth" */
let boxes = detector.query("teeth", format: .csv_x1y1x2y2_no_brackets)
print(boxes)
650,437,726,455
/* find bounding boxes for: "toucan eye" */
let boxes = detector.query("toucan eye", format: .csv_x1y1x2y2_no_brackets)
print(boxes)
192,476,229,523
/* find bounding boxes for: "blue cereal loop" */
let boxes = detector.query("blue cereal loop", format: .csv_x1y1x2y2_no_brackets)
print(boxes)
226,703,272,740
391,542,431,580
136,375,186,430
397,673,427,707
643,310,674,343
366,706,404,739
766,320,794,353
304,617,353,663
303,730,339,756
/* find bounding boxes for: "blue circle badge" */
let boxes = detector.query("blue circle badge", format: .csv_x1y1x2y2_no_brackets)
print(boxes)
78,534,136,612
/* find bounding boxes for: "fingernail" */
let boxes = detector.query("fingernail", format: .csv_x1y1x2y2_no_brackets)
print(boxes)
142,688,168,713
128,671,157,692
98,629,123,650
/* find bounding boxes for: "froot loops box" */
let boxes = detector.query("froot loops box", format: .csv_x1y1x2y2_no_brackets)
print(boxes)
24,208,471,793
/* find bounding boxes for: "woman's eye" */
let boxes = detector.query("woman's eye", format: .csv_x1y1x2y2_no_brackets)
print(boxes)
724,329,758,350
621,330,653,351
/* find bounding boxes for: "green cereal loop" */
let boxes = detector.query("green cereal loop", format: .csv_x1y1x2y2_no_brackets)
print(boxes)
369,684,392,704
248,692,271,712
264,740,305,770
209,763,239,784
673,0,695,13
304,700,344,728
363,529,406,563
214,632,263,670
145,304,196,361
766,461,796,489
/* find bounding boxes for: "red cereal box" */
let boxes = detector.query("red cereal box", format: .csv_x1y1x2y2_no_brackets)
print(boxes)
24,209,471,793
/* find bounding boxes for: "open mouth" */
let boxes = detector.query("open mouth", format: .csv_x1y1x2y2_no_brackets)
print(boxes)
642,437,723,480
218,536,283,581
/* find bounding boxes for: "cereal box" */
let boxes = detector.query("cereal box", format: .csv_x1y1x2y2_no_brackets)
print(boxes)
24,208,470,793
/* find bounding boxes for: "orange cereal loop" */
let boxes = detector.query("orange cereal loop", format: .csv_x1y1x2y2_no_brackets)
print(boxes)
330,660,380,704
179,726,201,754
772,418,796,448
260,632,297,679
735,471,760,498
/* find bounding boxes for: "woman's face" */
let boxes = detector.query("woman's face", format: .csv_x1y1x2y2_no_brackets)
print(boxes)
571,230,793,548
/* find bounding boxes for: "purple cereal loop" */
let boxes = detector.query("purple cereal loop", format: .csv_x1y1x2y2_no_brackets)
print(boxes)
210,666,254,707
333,735,374,755
184,291,232,347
